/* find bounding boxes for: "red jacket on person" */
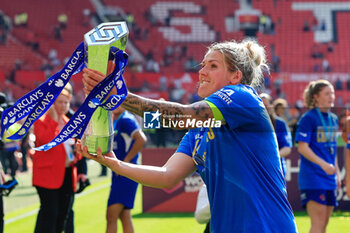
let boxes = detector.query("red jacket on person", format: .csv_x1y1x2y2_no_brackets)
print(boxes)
32,113,81,191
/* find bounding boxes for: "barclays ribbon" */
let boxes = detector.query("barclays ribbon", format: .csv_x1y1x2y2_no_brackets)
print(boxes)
0,42,129,152
0,42,85,140
34,49,128,151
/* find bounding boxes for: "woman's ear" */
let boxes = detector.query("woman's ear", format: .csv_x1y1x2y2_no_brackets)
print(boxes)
229,70,242,85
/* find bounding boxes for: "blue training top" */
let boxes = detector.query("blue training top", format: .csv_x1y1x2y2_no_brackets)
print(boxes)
177,85,298,233
275,116,293,178
295,108,338,190
113,111,141,163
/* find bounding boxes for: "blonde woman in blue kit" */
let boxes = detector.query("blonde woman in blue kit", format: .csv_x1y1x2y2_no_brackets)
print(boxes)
295,79,340,233
80,39,298,233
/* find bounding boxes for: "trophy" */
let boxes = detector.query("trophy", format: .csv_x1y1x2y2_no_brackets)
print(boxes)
81,22,129,154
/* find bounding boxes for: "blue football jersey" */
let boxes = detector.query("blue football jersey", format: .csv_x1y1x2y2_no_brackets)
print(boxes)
295,108,338,190
177,85,297,233
275,116,293,178
113,111,141,163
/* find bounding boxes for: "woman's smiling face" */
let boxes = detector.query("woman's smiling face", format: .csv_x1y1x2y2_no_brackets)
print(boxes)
198,51,235,98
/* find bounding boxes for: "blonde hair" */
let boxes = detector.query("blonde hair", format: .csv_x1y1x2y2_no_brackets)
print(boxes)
273,98,288,112
61,82,73,98
303,79,332,109
206,39,269,88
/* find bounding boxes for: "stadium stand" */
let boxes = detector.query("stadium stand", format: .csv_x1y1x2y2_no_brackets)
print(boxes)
0,0,349,107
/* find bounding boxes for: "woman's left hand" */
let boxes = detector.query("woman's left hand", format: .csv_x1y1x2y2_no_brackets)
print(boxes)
76,141,119,169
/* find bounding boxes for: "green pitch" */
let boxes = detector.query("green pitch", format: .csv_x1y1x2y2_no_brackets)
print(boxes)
4,162,350,233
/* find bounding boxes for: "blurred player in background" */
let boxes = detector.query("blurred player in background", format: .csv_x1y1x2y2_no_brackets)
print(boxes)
260,93,292,180
295,80,340,233
106,107,146,233
342,114,350,198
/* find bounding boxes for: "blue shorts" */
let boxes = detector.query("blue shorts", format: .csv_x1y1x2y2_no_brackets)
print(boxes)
107,172,138,209
300,189,338,208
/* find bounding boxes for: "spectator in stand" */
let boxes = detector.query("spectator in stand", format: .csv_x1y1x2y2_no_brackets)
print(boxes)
82,8,91,27
181,45,188,58
303,20,310,32
126,12,135,29
41,59,54,78
184,56,199,72
295,79,340,233
273,76,282,97
335,78,342,90
165,12,173,27
48,49,61,68
142,28,149,40
327,42,334,53
311,44,324,59
145,58,159,73
347,76,350,90
144,9,157,26
58,13,67,29
159,73,168,92
54,24,63,42
26,31,39,51
163,45,174,66
272,53,280,72
14,12,28,27
319,19,326,31
8,59,22,83
264,74,271,90
174,44,182,61
322,58,331,72
0,11,12,45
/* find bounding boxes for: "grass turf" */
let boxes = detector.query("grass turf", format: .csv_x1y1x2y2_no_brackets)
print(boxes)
4,161,350,233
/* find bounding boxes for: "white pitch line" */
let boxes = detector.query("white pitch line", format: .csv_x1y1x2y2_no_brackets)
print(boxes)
5,182,110,225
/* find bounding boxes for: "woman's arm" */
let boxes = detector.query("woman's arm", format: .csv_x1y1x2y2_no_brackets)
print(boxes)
82,68,214,129
279,146,291,158
78,143,197,189
346,148,350,198
298,141,336,175
341,117,350,143
123,130,147,163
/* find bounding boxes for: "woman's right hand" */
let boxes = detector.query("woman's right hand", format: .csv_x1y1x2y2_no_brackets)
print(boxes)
82,68,106,95
321,162,336,175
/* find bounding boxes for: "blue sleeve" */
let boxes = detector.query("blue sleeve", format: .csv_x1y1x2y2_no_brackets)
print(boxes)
276,119,292,149
347,134,350,150
205,86,263,130
120,117,140,136
295,113,313,144
176,131,194,157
